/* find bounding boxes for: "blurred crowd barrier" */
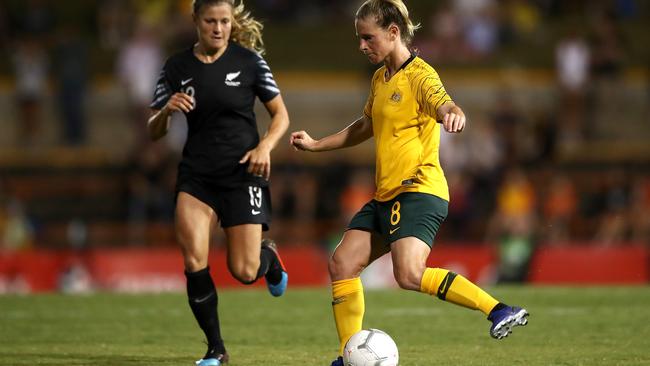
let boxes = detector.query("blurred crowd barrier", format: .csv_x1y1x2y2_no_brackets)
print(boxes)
1,244,647,293
0,1,649,290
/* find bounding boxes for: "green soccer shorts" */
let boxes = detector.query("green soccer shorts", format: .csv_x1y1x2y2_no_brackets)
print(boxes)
347,192,448,248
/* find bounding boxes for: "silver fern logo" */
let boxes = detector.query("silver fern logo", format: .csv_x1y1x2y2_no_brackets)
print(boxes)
225,71,241,86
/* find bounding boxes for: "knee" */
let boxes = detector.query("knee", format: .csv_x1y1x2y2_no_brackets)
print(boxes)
328,255,363,281
183,256,206,273
393,266,425,291
180,246,208,273
177,239,209,273
229,260,260,284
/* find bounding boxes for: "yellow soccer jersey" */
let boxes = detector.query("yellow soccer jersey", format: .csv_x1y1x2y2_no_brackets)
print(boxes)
363,56,453,202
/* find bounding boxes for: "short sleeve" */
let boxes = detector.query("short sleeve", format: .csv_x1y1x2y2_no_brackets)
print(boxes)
253,56,280,103
150,61,172,110
413,68,452,119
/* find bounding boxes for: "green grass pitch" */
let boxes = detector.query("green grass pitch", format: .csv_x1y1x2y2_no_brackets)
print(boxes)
1,287,649,365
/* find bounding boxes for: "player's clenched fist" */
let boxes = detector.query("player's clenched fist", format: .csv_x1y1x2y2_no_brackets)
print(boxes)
441,106,466,133
290,131,317,151
164,92,195,114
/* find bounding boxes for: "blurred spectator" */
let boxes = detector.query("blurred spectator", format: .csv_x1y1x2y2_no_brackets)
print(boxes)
339,170,374,223
488,168,537,283
463,5,499,58
465,118,505,219
556,30,590,94
529,110,558,163
452,0,494,17
132,0,172,29
614,0,638,19
53,25,89,146
97,0,134,50
542,174,577,242
587,9,627,139
629,176,650,243
0,3,8,49
593,170,630,245
253,0,295,22
16,0,55,38
116,22,163,144
166,0,197,51
12,37,49,146
0,197,34,251
490,91,523,165
316,161,352,219
268,165,318,244
555,30,591,143
440,129,471,176
417,2,466,63
503,0,541,41
445,171,473,240
590,10,626,80
126,142,177,244
271,163,318,221
492,168,537,230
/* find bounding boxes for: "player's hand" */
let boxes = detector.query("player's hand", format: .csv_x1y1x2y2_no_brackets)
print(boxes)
239,143,272,180
442,106,465,133
290,131,317,152
164,92,195,114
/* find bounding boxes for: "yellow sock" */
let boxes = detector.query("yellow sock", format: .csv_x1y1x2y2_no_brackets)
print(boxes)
332,277,364,356
420,267,498,315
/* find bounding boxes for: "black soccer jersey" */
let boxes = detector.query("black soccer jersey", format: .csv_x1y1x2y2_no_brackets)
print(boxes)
150,43,280,188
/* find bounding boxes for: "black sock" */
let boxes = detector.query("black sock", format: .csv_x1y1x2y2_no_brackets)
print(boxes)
185,267,225,354
258,246,282,285
256,246,276,283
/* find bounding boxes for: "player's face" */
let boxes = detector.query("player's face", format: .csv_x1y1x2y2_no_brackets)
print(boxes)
195,3,233,51
355,17,393,65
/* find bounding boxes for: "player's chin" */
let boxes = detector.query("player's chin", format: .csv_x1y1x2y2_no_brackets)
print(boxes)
209,38,226,49
366,54,381,64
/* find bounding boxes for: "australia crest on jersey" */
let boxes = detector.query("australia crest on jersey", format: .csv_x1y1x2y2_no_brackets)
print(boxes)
390,90,401,103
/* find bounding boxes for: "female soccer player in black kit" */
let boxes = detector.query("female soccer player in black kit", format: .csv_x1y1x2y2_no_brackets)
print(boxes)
148,1,289,365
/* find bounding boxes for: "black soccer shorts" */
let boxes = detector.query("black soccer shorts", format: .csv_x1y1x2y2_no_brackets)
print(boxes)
177,177,272,231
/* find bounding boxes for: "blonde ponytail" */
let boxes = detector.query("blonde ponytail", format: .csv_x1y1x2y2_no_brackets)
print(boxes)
356,0,421,45
231,1,265,55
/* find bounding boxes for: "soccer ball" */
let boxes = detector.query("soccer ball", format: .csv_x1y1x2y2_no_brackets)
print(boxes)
343,329,399,366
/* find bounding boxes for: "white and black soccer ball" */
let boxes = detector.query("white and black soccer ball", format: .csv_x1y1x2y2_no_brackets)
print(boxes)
343,329,399,366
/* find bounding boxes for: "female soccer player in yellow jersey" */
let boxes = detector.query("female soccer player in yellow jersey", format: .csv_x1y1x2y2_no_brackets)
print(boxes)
290,1,529,364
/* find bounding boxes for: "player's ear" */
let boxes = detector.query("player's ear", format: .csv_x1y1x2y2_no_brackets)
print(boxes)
388,23,400,41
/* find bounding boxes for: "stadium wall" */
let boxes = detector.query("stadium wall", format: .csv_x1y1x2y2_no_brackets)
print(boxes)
0,244,647,293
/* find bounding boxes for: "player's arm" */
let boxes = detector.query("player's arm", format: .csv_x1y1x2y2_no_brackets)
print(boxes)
414,68,465,134
290,115,373,152
239,94,290,180
147,93,195,141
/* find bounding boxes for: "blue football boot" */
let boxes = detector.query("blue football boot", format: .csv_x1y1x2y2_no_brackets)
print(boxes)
330,356,344,366
488,305,529,339
262,239,288,297
195,350,228,366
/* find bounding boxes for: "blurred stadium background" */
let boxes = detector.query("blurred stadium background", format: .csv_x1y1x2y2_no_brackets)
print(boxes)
0,0,649,293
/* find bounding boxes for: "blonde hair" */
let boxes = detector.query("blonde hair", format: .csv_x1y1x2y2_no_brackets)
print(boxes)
193,0,265,54
356,0,421,45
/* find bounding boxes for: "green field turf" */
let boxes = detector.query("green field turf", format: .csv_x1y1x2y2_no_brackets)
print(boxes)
1,287,649,365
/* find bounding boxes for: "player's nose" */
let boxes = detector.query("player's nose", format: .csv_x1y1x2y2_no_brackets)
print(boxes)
359,40,367,53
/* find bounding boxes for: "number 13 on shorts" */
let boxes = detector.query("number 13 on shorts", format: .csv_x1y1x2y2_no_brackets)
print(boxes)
249,186,263,208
